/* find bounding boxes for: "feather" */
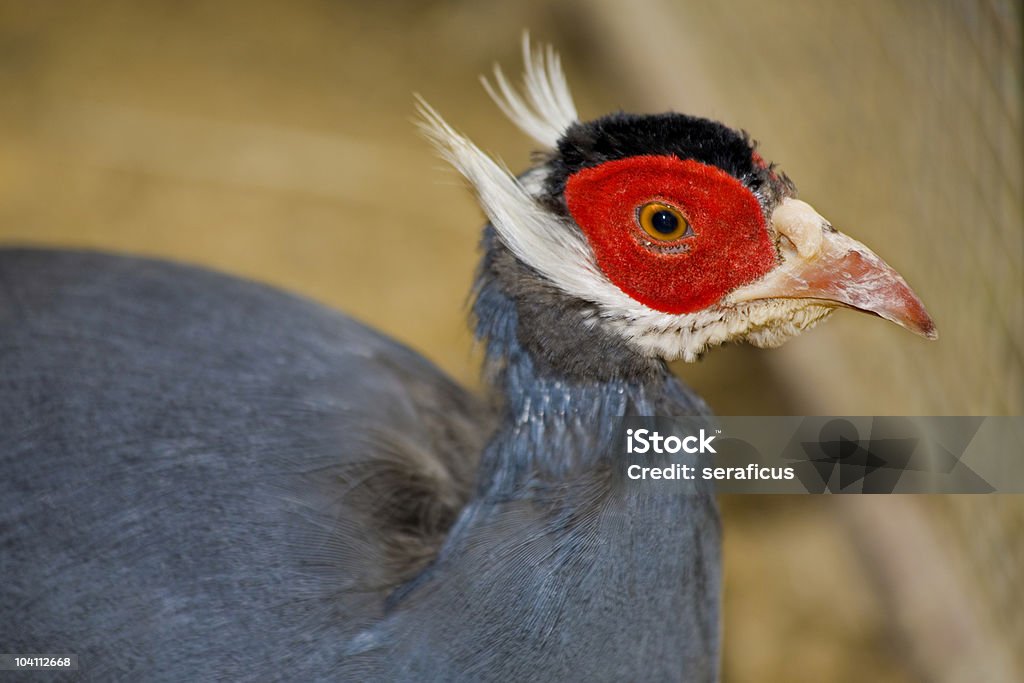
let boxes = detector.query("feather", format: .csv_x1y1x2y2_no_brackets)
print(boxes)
480,32,578,150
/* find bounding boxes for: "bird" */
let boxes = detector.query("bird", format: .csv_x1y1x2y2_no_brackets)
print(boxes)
0,38,935,682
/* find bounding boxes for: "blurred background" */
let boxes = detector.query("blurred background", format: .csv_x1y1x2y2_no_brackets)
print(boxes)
0,1,1020,681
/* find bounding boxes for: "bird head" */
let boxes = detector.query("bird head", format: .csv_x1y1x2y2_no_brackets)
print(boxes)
419,39,936,370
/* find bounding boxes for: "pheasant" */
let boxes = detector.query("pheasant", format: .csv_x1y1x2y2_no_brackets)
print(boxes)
0,40,934,681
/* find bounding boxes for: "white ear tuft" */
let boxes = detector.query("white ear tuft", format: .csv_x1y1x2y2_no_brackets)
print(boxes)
481,32,579,149
415,96,608,304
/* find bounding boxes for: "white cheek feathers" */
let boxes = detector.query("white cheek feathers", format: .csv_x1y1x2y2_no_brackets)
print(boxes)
602,300,835,363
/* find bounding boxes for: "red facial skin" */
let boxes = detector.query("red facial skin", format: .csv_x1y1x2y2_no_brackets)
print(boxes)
564,155,778,314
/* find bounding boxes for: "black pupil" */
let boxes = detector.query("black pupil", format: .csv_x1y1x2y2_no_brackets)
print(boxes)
651,210,679,234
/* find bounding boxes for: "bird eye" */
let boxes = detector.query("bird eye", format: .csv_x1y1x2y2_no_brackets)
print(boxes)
637,202,691,241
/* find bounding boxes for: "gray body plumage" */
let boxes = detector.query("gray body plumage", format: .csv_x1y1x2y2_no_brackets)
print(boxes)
0,247,719,681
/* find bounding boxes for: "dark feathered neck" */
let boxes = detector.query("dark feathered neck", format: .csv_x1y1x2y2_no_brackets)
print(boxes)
472,226,663,384
469,229,708,494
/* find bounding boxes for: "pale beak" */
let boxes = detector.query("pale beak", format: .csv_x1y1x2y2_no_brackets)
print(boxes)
727,198,937,339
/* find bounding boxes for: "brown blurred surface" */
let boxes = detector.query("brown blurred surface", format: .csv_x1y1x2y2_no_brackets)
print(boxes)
1,1,1020,681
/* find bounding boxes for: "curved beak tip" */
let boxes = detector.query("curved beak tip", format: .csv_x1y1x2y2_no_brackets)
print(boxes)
917,319,937,342
899,311,938,341
873,271,938,342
